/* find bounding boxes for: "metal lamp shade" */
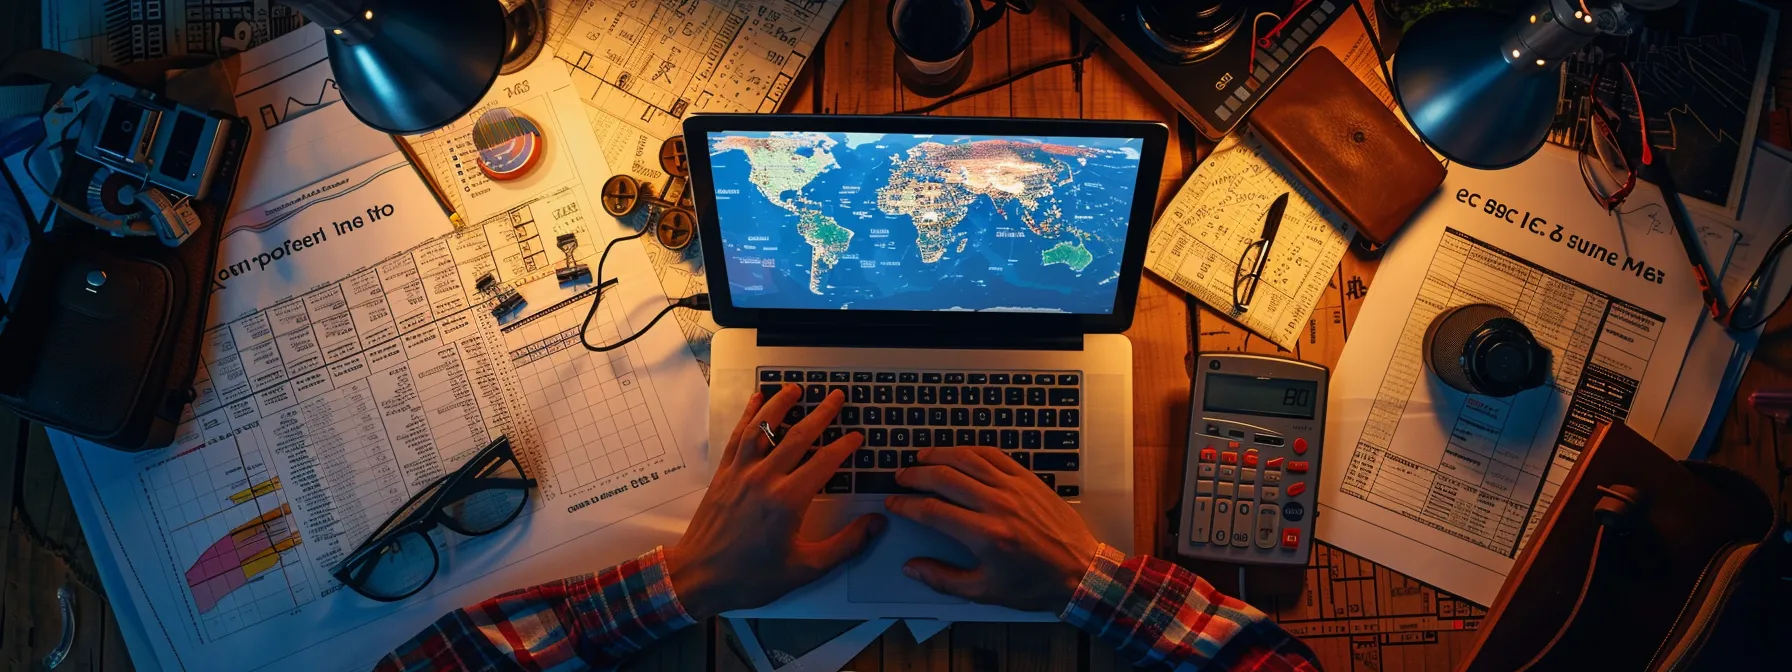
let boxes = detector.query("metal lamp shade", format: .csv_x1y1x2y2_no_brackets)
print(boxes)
1392,2,1598,169
309,0,508,134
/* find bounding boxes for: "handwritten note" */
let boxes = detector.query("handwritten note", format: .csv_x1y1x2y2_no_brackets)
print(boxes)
1144,132,1356,349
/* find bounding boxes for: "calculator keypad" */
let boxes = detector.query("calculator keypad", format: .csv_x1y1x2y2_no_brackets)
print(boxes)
1188,441,1313,554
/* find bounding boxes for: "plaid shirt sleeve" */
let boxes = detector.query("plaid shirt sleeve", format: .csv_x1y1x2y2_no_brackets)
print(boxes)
1061,544,1320,672
373,546,695,672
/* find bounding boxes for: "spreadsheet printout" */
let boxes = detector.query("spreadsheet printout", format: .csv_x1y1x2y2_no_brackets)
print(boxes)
46,40,711,671
1316,147,1710,606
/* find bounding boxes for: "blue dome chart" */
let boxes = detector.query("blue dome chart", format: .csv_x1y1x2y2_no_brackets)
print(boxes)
709,131,1145,314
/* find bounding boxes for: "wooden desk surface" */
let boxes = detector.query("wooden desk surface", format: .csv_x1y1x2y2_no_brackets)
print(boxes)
3,1,1788,670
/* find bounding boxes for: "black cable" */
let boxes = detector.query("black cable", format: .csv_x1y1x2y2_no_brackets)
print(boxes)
578,225,710,353
894,40,1102,116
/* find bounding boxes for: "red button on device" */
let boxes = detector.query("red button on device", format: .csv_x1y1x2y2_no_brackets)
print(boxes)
1220,452,1238,465
1293,437,1308,454
1227,440,1241,450
1266,456,1285,469
1286,482,1307,497
1281,528,1301,549
1243,451,1259,467
1199,448,1218,462
1288,460,1310,474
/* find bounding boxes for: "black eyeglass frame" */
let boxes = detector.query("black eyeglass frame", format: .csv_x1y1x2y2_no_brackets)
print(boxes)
1577,59,1652,213
331,435,537,601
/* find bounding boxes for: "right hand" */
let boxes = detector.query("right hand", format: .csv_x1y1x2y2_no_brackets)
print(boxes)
884,446,1100,613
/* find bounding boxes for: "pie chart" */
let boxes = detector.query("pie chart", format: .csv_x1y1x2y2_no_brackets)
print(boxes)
473,107,545,181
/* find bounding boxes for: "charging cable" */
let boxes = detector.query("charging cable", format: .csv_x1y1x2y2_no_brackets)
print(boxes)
577,226,709,353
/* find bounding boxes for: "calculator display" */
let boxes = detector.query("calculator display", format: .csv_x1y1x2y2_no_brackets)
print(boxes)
1203,373,1318,419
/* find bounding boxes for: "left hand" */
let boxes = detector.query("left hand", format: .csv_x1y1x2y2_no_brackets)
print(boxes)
664,384,885,619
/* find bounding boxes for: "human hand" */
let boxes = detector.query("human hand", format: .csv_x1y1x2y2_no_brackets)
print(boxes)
664,384,884,619
884,446,1099,612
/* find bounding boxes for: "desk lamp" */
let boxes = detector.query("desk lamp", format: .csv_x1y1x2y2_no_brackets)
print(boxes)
1391,0,1604,168
283,0,545,134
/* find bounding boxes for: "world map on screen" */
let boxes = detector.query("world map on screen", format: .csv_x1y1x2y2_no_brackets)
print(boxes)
708,131,1144,313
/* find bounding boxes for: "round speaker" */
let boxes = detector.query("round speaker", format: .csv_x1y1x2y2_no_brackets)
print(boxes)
1423,304,1551,397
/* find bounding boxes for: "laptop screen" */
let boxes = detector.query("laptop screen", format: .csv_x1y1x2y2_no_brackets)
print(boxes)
705,131,1146,315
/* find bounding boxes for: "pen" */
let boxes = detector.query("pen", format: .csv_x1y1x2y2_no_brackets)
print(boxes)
390,134,466,230
1237,192,1290,310
1654,164,1727,320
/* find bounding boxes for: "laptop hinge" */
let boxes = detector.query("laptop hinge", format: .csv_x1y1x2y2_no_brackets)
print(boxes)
756,328,1084,351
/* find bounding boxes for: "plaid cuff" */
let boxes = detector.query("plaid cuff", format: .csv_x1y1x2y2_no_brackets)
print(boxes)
564,545,697,657
1061,542,1128,625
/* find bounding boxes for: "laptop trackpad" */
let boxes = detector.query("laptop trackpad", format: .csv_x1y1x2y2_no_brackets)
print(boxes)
847,508,974,604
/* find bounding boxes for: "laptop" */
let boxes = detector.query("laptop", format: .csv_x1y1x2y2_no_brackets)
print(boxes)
686,114,1168,621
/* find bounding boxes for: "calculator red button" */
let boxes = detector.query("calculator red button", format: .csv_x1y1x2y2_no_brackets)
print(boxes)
1266,456,1285,469
1228,441,1241,449
1199,448,1218,462
1293,438,1308,454
1281,528,1301,549
1286,482,1307,497
1243,451,1259,467
1288,460,1310,474
1220,452,1238,465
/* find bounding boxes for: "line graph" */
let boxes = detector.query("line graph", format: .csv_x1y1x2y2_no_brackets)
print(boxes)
258,77,340,130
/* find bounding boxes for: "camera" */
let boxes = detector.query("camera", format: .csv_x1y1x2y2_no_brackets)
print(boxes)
75,81,233,200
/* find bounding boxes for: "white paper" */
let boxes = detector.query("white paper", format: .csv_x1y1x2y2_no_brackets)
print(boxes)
49,36,712,672
727,618,896,672
1142,132,1356,349
1316,145,1707,605
43,0,306,69
903,619,952,643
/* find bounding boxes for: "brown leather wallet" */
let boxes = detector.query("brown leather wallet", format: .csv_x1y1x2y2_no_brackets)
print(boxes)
1248,47,1444,245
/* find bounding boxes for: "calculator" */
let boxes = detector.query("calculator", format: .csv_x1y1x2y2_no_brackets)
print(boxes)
1176,353,1327,566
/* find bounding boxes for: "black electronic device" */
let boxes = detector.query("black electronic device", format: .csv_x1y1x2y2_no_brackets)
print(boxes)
75,78,234,200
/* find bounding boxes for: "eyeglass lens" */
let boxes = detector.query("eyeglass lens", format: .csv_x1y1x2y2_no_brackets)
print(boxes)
443,456,530,535
354,531,438,600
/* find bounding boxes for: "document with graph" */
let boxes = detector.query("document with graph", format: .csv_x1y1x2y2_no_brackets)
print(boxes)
1315,146,1721,606
46,32,710,672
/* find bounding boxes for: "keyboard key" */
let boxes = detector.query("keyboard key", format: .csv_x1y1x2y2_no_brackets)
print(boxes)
878,450,899,469
785,406,806,425
983,386,1002,404
1058,374,1080,386
825,472,852,494
784,370,805,382
876,372,897,383
957,429,977,445
854,472,914,494
829,385,848,399
1043,430,1080,450
1036,374,1055,385
1034,453,1080,471
1039,409,1057,427
972,408,993,426
761,384,783,399
1022,431,1042,449
899,372,919,383
1059,409,1080,427
1027,388,1047,406
961,386,980,404
940,386,959,404
830,371,851,383
907,408,926,425
896,386,916,404
855,449,876,468
1056,485,1080,497
892,429,911,447
1009,452,1030,468
807,371,828,382
868,428,888,446
990,374,1010,385
944,373,965,384
1036,473,1056,488
935,429,954,446
995,409,1014,426
864,407,883,424
851,386,871,403
1017,409,1036,427
914,429,934,447
1049,388,1080,406
885,407,903,425
951,408,970,426
1000,430,1019,449
923,373,942,384
978,429,997,446
840,407,860,425
918,386,937,404
1006,388,1026,405
874,386,893,404
761,370,782,382
823,427,843,444
1013,373,1033,384
852,371,873,383
968,373,988,384
928,408,949,426
901,451,920,467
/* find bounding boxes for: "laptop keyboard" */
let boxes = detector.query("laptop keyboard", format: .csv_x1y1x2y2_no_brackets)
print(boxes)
758,368,1084,498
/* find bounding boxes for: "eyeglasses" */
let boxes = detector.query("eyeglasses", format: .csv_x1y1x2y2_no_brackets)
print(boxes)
1578,60,1652,212
332,436,536,601
1721,224,1792,332
1233,240,1269,313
